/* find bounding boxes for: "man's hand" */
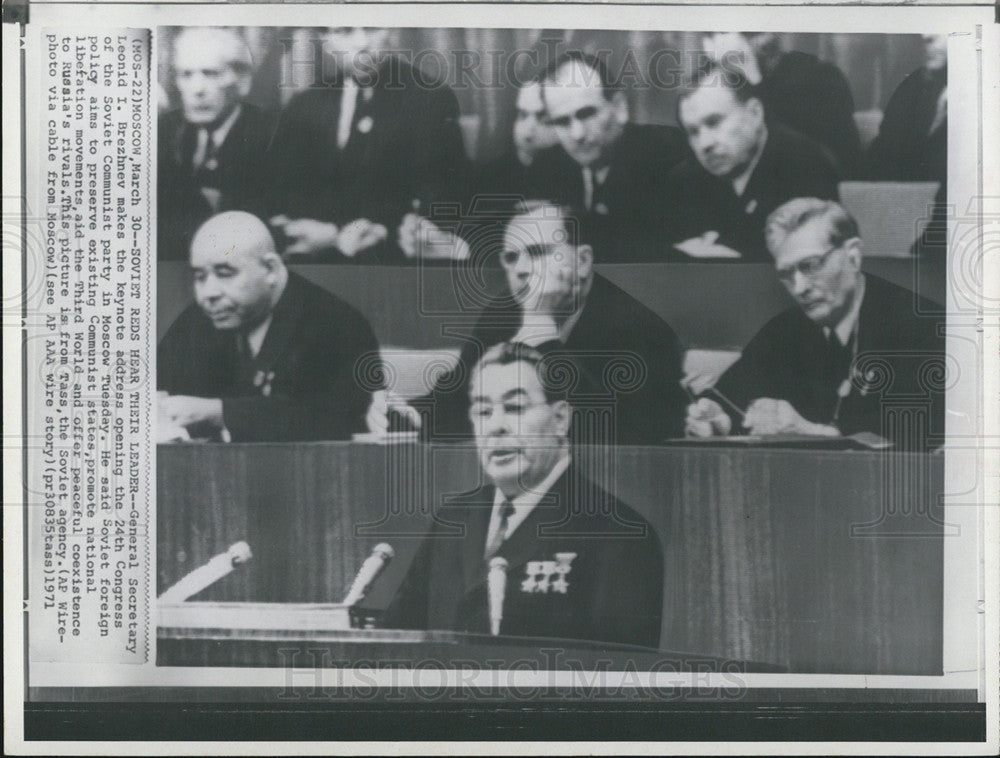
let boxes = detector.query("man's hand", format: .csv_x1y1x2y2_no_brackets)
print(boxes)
742,398,839,436
158,394,224,431
685,397,733,437
511,313,561,347
675,231,743,259
398,213,470,260
366,389,423,436
270,216,340,256
338,218,389,257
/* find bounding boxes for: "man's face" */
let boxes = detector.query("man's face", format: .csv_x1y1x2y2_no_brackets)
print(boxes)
174,35,244,125
679,85,765,180
190,243,275,331
543,60,627,168
512,82,558,165
770,218,862,328
470,361,569,496
923,35,947,71
500,211,590,314
323,27,389,79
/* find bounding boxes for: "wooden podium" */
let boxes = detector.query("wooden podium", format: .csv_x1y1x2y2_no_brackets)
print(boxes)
157,602,783,672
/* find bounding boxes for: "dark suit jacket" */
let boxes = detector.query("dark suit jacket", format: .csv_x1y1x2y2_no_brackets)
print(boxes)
759,51,862,177
526,123,690,262
712,274,945,450
157,271,381,441
265,57,470,262
662,123,841,261
382,463,665,649
416,274,688,445
157,105,274,261
865,66,947,186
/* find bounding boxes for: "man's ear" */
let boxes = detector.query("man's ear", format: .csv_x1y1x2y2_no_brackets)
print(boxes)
746,96,765,124
236,72,253,100
843,237,863,271
575,244,594,280
611,91,629,125
552,399,572,437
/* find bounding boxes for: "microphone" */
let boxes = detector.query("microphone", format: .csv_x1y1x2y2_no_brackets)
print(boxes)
158,541,252,602
342,543,395,607
487,556,509,636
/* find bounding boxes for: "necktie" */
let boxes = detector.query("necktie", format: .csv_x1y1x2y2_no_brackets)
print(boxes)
484,500,516,560
828,330,855,379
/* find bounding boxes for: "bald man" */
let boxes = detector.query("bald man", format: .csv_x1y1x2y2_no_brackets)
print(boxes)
158,27,273,260
157,212,381,441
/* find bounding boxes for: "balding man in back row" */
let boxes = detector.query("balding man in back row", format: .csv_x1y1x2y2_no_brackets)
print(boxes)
157,212,381,442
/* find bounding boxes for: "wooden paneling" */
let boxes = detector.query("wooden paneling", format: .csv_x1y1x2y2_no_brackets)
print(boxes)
157,442,944,674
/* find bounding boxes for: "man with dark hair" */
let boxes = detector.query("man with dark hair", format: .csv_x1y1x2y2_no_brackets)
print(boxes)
157,212,381,441
663,64,840,261
157,27,273,260
382,341,664,649
266,27,470,261
367,200,689,445
529,51,689,261
686,198,945,451
702,32,862,175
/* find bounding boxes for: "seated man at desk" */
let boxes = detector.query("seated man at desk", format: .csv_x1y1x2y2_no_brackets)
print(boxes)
382,342,664,648
157,211,380,442
663,64,840,261
367,199,688,444
686,198,946,450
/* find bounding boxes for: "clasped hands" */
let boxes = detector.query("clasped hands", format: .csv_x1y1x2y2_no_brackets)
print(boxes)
271,213,469,260
686,397,839,438
270,216,389,258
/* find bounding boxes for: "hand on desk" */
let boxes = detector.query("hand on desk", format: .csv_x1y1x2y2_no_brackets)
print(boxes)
366,389,422,437
337,218,389,257
742,398,838,437
270,216,340,256
398,213,470,260
685,398,733,437
674,231,742,259
158,393,224,434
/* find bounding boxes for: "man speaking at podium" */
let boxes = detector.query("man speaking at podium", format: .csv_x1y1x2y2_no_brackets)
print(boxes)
382,342,664,649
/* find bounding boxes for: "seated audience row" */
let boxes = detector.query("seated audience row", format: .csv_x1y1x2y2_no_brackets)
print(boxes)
159,198,945,452
158,28,946,263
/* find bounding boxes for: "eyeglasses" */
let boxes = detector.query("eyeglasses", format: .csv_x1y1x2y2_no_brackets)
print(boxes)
546,105,600,129
500,244,554,267
774,245,840,284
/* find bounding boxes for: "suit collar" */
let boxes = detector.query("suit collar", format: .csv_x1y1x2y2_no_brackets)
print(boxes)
247,272,307,373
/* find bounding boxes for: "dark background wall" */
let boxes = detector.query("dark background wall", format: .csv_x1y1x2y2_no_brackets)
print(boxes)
157,28,927,163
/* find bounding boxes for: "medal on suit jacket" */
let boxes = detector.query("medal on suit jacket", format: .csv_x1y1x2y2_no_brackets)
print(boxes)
253,369,275,397
356,115,374,134
521,552,577,594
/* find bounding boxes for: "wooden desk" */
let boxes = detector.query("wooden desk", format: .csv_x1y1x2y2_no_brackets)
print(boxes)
157,442,944,675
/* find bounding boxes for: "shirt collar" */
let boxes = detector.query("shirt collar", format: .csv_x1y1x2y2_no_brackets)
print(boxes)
823,274,866,346
730,125,767,197
491,452,571,540
207,104,243,146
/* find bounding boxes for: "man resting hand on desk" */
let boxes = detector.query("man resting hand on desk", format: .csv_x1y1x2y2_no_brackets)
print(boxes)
157,211,380,442
686,198,945,451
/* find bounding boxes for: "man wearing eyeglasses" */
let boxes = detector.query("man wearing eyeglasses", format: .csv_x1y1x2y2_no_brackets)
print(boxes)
527,52,688,261
381,341,664,649
686,198,945,450
367,200,688,444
